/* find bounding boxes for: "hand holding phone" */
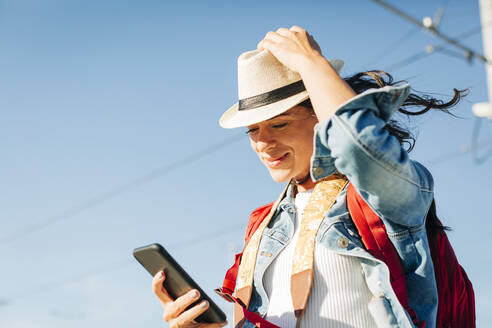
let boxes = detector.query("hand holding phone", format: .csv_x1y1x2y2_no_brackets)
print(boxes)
152,271,226,328
133,243,227,327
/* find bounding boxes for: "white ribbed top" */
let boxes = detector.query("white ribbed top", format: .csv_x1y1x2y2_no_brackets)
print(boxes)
263,189,377,328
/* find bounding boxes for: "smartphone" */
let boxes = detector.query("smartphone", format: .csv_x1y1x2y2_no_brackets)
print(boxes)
133,243,227,324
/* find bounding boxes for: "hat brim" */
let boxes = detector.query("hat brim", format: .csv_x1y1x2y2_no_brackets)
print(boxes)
219,59,343,129
219,90,309,129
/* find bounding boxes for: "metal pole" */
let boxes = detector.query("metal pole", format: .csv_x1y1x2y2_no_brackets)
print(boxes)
479,0,492,100
473,0,492,118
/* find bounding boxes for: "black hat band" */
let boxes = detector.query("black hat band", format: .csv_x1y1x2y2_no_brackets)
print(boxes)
238,80,306,111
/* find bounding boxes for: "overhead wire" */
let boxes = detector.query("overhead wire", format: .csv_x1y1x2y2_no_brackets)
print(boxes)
385,50,434,72
387,22,492,71
0,222,245,306
0,135,492,307
371,4,492,166
383,22,489,72
4,4,486,246
3,1,489,307
2,137,489,307
0,133,245,245
361,27,420,70
371,0,490,64
1,136,488,310
434,47,472,61
470,117,492,164
424,140,492,166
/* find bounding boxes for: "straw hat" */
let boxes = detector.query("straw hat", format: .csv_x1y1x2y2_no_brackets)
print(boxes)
219,49,343,129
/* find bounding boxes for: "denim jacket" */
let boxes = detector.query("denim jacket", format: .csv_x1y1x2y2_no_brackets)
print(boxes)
243,85,437,328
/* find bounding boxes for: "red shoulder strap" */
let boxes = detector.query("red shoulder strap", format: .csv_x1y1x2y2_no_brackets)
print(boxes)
346,183,424,327
219,202,274,295
216,202,279,328
245,203,275,244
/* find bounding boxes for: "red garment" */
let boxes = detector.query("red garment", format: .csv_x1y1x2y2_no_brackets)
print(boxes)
346,183,475,328
346,183,423,327
219,185,475,328
220,203,274,295
216,203,277,328
429,222,476,327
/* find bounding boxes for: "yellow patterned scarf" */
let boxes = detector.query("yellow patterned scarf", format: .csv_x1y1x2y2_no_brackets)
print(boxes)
234,172,348,327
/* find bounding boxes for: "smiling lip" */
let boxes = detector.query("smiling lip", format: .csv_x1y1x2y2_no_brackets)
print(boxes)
263,153,289,167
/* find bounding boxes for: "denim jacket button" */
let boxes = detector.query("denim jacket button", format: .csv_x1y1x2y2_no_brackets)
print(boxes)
313,166,324,176
260,251,273,258
338,237,349,248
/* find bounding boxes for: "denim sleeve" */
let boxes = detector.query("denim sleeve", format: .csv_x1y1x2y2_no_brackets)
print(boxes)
311,85,434,227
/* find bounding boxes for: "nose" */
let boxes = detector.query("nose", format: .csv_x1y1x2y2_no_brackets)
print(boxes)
253,127,276,152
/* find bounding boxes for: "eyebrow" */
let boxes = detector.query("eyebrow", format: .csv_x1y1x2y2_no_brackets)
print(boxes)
247,112,294,128
271,112,292,119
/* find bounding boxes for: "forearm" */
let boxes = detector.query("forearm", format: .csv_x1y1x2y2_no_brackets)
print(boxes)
298,54,356,122
311,86,434,226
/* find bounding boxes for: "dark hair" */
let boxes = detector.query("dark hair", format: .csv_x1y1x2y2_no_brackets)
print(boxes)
299,70,467,231
299,70,468,152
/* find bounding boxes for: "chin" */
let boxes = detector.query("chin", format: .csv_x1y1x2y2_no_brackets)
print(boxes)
268,169,293,183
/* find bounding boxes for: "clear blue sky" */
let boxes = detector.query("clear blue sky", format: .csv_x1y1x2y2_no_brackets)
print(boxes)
1,0,491,327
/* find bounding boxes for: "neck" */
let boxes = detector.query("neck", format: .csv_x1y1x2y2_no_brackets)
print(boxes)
294,171,315,192
296,178,315,192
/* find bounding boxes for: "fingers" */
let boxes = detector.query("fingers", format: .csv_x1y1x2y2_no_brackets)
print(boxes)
258,26,312,50
152,272,225,328
289,25,307,34
289,25,322,54
266,30,288,43
276,27,296,39
163,289,202,321
257,31,288,50
273,27,306,46
171,300,209,327
257,37,274,51
202,321,229,328
257,25,323,72
152,271,173,306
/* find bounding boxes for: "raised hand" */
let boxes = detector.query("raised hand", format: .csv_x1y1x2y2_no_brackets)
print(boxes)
257,25,323,74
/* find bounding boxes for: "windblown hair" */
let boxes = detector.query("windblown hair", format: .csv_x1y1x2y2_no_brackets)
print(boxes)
300,70,468,152
299,70,468,231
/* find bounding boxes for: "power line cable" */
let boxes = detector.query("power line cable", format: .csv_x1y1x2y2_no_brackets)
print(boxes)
434,47,471,61
360,8,485,72
0,133,244,245
371,0,491,64
424,141,492,166
4,11,487,245
361,27,420,70
385,50,433,72
444,7,477,19
385,22,489,72
0,222,244,306
470,117,492,164
1,139,489,306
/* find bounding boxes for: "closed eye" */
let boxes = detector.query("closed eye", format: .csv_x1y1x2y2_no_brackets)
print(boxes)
246,127,258,135
246,122,287,135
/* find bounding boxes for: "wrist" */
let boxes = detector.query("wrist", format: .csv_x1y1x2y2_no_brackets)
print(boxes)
298,53,336,78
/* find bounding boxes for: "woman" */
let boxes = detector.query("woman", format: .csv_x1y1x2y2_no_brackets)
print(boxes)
152,26,465,328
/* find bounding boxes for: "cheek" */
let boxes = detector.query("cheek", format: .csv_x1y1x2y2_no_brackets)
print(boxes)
293,132,315,160
249,138,258,154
